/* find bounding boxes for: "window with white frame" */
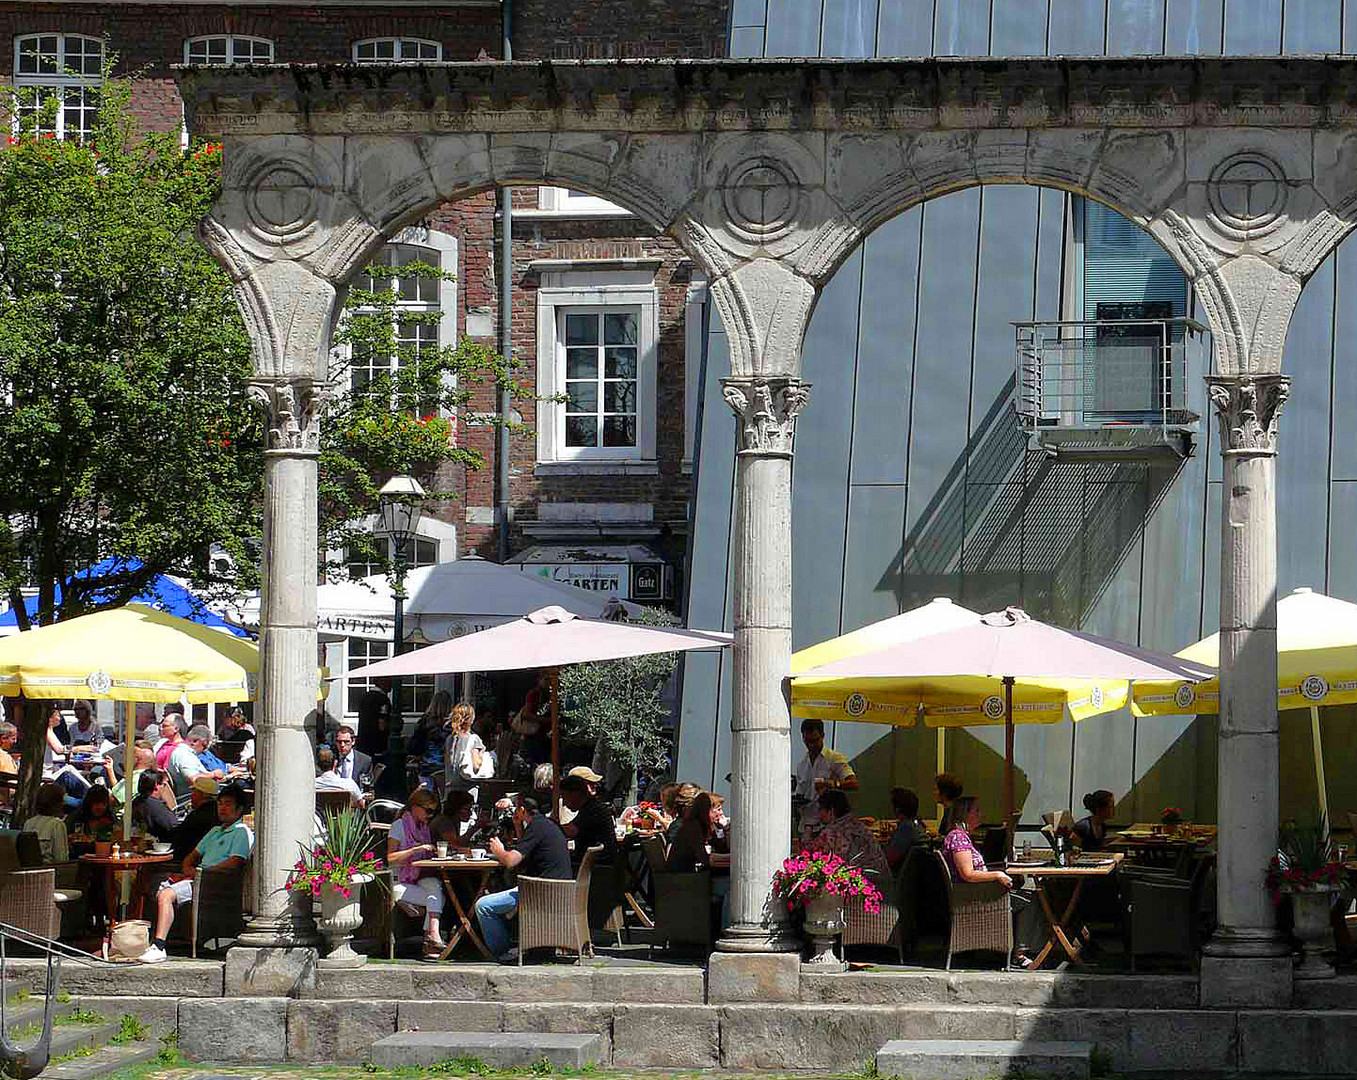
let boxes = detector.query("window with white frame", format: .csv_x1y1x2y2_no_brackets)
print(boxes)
341,235,455,398
537,187,630,216
352,37,441,62
346,639,434,717
13,34,103,142
184,36,274,65
346,535,438,580
535,271,657,466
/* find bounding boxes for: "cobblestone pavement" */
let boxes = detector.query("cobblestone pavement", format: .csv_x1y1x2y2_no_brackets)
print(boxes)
141,1071,850,1080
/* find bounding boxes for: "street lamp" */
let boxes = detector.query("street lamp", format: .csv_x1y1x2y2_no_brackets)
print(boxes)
377,473,425,799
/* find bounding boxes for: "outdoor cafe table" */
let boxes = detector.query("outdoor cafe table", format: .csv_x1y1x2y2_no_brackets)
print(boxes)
412,856,499,961
79,850,174,925
1005,852,1124,970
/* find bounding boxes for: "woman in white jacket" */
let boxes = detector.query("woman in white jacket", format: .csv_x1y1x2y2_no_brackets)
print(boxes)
444,702,493,796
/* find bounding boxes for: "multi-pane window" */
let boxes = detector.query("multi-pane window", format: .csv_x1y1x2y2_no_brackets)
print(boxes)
348,243,441,395
346,639,434,717
13,34,103,141
346,535,437,580
352,38,441,62
561,309,639,452
184,36,275,65
538,187,629,215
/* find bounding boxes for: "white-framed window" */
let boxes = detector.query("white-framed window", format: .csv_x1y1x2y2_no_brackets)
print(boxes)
184,36,275,65
535,271,658,467
537,187,630,216
346,535,438,580
346,639,434,717
335,227,457,400
13,34,103,142
352,37,441,62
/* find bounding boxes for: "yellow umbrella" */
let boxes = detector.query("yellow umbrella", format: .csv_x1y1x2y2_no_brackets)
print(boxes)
1132,586,1357,824
0,603,259,704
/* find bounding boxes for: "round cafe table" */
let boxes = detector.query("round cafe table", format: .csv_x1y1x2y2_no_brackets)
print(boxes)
79,850,174,925
412,857,499,961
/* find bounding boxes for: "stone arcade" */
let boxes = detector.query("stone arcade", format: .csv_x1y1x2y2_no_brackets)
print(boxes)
176,56,1357,1005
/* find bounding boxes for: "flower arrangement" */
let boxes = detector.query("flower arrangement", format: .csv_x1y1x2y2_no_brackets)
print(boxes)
772,850,884,915
1266,815,1343,900
287,807,386,900
619,801,666,832
1160,807,1183,826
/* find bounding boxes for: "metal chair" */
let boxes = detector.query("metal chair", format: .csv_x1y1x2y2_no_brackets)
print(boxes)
517,844,600,963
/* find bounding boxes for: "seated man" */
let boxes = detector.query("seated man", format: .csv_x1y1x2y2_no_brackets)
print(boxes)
315,746,363,807
0,720,17,810
885,787,925,872
140,784,253,963
22,782,70,863
68,702,101,746
475,794,572,963
106,742,156,807
171,776,220,860
558,773,618,868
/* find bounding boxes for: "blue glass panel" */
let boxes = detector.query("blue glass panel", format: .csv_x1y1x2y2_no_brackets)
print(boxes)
1224,0,1281,53
822,0,878,55
1166,0,1223,53
934,0,991,55
1108,0,1166,54
1282,0,1340,52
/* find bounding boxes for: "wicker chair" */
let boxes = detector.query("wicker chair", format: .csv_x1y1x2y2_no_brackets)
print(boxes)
842,867,903,961
934,849,1013,970
1124,854,1214,971
316,789,353,815
651,868,715,954
179,862,249,957
517,844,600,963
0,867,59,939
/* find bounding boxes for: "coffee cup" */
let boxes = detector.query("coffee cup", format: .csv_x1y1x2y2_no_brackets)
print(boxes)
471,848,487,860
435,841,449,858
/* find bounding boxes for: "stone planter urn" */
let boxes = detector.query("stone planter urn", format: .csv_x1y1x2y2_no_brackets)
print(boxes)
1286,884,1338,980
802,891,845,969
317,874,371,968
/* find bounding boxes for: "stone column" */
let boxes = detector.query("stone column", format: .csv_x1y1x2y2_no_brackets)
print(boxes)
234,378,324,969
716,375,809,957
1201,373,1292,1006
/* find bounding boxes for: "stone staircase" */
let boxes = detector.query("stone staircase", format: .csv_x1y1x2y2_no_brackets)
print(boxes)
2,995,164,1079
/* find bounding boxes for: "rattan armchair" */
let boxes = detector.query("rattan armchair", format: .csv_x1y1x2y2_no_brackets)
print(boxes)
842,867,903,961
188,862,249,957
934,849,1013,970
1124,854,1214,971
651,868,714,954
517,845,600,963
0,867,59,939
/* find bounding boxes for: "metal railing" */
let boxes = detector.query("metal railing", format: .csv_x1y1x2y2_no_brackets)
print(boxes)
0,922,111,1080
1014,318,1207,439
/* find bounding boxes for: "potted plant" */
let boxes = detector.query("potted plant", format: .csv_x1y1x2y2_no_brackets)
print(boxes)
1159,807,1184,836
772,850,884,968
1267,815,1342,981
287,807,385,967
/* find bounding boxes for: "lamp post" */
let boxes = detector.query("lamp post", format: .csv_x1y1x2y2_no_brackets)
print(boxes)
377,474,425,800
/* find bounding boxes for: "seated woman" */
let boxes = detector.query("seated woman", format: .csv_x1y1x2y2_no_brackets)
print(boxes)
386,788,448,958
1072,789,1115,852
664,783,700,847
71,785,117,840
944,795,1041,968
22,782,70,863
816,789,890,874
132,769,179,841
43,706,89,807
431,790,477,848
665,790,729,926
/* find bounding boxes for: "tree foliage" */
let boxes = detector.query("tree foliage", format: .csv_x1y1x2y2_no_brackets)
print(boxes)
557,606,681,784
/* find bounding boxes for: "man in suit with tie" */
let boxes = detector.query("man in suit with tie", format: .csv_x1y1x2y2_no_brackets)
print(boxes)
331,725,371,788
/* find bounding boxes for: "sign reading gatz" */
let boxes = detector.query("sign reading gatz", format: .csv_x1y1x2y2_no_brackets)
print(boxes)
536,562,666,601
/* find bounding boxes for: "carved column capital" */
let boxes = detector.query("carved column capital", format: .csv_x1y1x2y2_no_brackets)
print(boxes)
721,376,811,457
247,378,328,455
1206,374,1291,458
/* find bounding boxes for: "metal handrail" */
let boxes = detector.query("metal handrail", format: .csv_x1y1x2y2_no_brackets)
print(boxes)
0,921,112,1080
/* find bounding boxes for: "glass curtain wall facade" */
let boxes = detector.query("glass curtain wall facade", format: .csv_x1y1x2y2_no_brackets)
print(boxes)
680,0,1357,825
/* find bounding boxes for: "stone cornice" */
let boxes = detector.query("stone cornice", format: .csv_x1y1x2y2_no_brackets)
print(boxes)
178,56,1357,136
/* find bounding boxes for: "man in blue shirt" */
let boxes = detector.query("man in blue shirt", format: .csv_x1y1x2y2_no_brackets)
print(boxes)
140,785,253,963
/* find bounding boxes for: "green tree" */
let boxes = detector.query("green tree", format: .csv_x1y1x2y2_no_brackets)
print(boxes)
0,67,523,818
557,606,681,801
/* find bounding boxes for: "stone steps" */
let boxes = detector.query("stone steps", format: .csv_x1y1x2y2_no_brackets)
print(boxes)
370,1031,605,1070
877,1038,1092,1080
2,997,167,1079
37,1042,161,1080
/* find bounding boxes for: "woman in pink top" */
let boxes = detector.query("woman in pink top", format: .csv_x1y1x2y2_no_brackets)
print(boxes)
943,795,1040,968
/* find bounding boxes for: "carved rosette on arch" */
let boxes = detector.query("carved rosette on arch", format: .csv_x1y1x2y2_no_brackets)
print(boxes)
247,379,329,455
721,376,811,457
1206,375,1291,458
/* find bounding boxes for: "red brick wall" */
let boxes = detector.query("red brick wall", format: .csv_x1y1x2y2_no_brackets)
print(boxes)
1,0,728,591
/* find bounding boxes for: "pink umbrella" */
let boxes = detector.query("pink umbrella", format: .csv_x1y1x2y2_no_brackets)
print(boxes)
797,607,1215,818
347,605,731,808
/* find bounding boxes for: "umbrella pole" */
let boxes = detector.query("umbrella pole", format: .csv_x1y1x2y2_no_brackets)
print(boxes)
549,669,561,817
935,727,946,821
122,703,133,847
1310,704,1329,828
1003,676,1015,823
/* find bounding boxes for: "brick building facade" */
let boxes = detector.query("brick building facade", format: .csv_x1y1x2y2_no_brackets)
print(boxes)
2,0,728,715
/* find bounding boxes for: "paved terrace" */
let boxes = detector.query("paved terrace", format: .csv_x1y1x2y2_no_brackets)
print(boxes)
5,957,1357,1074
